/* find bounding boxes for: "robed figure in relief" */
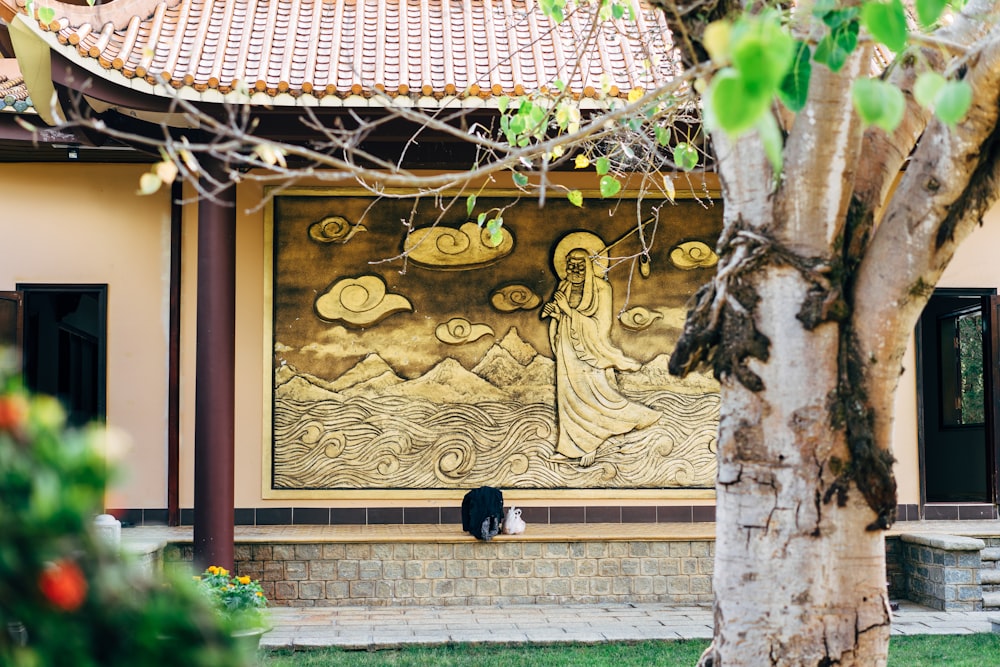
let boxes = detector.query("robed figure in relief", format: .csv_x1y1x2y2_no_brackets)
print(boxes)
541,232,661,466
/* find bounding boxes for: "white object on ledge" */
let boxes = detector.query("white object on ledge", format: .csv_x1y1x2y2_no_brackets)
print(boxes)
93,513,122,549
502,506,526,535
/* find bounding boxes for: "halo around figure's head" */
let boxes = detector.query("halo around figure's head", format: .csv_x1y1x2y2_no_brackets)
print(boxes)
553,231,609,279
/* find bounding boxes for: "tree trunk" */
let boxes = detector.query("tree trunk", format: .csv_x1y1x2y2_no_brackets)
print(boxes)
699,266,891,666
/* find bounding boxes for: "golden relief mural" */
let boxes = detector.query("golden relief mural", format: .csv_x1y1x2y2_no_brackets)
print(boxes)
269,193,722,493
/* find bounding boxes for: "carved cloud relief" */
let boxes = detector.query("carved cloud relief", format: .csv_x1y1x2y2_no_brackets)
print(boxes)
314,275,413,327
308,215,367,243
404,222,515,270
490,284,542,312
435,318,495,345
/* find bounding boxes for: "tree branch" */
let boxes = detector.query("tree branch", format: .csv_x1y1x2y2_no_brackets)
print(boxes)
852,25,1000,457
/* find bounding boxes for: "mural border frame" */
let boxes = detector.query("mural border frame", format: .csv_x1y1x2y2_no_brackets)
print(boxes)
261,178,721,501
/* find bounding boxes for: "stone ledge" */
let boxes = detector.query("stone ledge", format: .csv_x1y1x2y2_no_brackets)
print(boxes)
899,533,985,551
125,522,716,545
983,547,1000,562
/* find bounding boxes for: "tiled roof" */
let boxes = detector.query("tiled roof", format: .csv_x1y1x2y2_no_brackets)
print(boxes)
9,0,678,107
0,59,32,112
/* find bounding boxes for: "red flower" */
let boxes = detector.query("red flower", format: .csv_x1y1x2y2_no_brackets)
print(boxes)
38,559,88,611
0,394,28,432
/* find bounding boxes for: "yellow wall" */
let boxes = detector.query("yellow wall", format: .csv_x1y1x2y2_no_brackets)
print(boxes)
0,163,172,509
889,205,1000,505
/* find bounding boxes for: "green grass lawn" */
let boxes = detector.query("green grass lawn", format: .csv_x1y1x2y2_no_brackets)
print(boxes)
261,634,1000,666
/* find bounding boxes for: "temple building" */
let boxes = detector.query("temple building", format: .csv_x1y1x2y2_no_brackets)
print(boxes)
0,0,997,576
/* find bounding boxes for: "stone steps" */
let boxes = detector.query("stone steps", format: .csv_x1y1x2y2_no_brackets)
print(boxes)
982,569,1000,586
981,547,1000,609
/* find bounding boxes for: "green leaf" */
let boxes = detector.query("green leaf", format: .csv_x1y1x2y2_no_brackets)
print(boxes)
512,172,529,187
612,2,625,19
599,175,622,198
814,19,859,73
861,0,908,53
37,5,55,23
528,104,546,128
567,190,584,207
778,42,812,112
852,78,905,132
485,217,504,247
731,17,795,95
915,0,949,27
477,212,487,227
497,96,510,113
655,126,671,147
914,71,947,108
812,0,838,17
820,7,860,29
540,0,565,23
934,80,972,127
466,194,477,217
674,143,699,171
756,113,784,175
708,70,771,135
595,156,611,176
509,115,526,136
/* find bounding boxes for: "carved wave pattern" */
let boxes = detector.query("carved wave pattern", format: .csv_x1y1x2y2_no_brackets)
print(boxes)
273,390,718,490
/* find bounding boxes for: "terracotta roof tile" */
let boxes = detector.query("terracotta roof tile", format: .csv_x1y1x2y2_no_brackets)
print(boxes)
15,0,678,106
0,65,34,113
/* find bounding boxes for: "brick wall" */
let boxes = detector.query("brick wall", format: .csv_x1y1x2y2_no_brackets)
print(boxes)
899,533,984,611
165,539,715,607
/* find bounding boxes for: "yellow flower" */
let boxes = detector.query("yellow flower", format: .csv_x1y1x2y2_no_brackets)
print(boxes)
238,576,251,585
256,591,264,597
207,566,219,575
218,568,229,577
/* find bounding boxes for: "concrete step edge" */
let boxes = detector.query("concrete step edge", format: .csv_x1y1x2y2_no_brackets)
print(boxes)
981,547,1000,562
981,569,1000,585
982,591,1000,608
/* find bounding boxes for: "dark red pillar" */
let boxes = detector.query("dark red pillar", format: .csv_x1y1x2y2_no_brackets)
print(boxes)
193,159,236,570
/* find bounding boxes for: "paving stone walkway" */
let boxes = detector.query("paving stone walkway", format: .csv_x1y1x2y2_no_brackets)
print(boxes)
261,601,998,650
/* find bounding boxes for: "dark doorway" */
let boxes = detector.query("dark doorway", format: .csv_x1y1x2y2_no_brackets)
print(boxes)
918,289,999,503
0,292,23,369
18,285,107,428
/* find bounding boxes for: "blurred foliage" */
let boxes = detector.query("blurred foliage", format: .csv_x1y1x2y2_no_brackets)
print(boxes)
0,369,251,667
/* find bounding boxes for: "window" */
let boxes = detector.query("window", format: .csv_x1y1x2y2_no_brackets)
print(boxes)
939,307,985,427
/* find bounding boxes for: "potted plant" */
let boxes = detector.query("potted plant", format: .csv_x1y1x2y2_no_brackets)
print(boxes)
195,566,270,649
